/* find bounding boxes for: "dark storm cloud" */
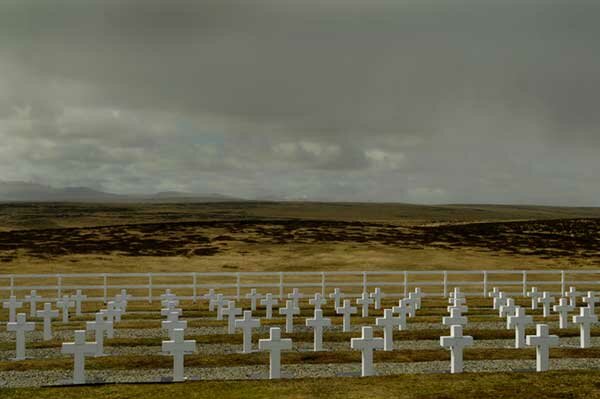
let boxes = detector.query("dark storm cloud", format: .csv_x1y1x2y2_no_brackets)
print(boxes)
1,0,599,204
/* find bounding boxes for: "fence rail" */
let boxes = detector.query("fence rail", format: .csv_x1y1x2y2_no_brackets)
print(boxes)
1,270,599,303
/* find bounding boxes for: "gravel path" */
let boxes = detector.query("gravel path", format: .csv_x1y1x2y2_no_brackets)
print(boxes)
3,358,600,388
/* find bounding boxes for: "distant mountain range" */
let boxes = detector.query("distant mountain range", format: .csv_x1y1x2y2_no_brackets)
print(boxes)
0,181,245,203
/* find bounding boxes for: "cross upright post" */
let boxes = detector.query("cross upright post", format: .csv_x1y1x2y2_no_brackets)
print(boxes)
565,286,580,308
350,326,384,377
260,293,278,319
356,292,374,318
6,313,35,360
376,308,401,350
305,308,332,351
86,312,113,356
221,300,242,334
329,288,343,309
162,328,197,382
336,299,357,332
25,290,42,318
37,302,59,340
235,310,261,353
553,298,575,329
440,324,473,374
61,330,98,384
279,299,300,333
3,296,23,323
56,295,75,323
526,324,559,372
258,327,292,379
526,287,542,310
246,289,262,312
391,299,409,330
488,287,501,310
507,306,533,348
370,287,383,310
538,292,555,318
573,306,598,348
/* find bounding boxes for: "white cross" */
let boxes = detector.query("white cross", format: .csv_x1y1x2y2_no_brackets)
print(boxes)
351,326,384,377
162,328,196,382
71,289,87,316
213,294,227,320
221,300,242,334
488,287,501,310
508,306,533,348
245,289,262,311
260,293,278,319
573,306,598,348
306,308,332,351
203,289,217,311
336,299,357,332
6,313,35,360
370,288,383,310
115,289,131,313
583,291,599,313
526,287,542,310
496,291,508,310
287,288,304,308
329,288,344,309
37,302,59,341
392,299,409,331
161,298,180,309
376,308,401,351
449,287,466,306
25,290,42,318
526,324,559,372
309,293,327,310
553,297,574,329
3,295,23,323
258,327,292,379
357,292,374,318
412,287,423,310
160,300,181,318
499,298,517,328
86,312,113,356
104,301,122,322
565,286,580,308
61,330,97,384
443,307,468,328
57,295,75,323
235,310,261,353
406,293,418,317
162,318,188,340
440,324,473,374
279,299,300,333
538,292,555,318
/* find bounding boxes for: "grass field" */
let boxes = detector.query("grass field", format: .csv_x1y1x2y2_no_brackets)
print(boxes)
2,202,600,397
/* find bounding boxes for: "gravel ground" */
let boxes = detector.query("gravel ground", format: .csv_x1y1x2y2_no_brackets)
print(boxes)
4,358,600,388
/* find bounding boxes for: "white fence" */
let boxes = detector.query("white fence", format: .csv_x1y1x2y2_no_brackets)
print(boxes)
1,270,599,303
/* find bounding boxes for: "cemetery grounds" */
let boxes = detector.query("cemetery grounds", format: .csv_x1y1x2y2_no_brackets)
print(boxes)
2,202,600,398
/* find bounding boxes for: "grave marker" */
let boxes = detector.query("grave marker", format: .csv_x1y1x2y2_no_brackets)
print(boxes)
553,298,575,329
573,306,598,348
25,290,41,318
357,292,374,317
235,310,261,353
61,330,97,384
507,306,533,348
260,293,278,319
221,300,242,334
370,288,383,310
440,324,473,374
162,328,196,382
6,313,35,360
442,307,468,328
583,291,599,313
86,312,113,356
565,286,580,308
305,308,331,351
336,299,357,332
538,292,555,318
57,295,75,323
376,308,401,351
350,326,384,377
329,288,343,309
71,290,87,316
3,296,23,323
279,299,300,333
288,288,304,308
258,327,292,379
37,302,59,341
246,289,262,312
527,287,542,310
162,316,188,340
526,324,559,372
391,299,409,331
309,293,327,310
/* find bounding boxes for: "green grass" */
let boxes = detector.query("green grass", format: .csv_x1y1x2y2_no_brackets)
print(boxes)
3,370,600,398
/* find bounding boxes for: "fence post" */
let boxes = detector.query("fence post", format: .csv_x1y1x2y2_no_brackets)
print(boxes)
560,270,566,296
362,272,367,294
9,275,14,297
403,271,408,297
192,272,197,303
148,274,152,304
103,274,108,303
279,272,284,299
321,272,326,297
57,275,62,299
482,271,488,298
443,271,448,298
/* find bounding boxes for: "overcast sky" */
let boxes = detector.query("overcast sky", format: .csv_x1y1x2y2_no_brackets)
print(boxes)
1,1,599,204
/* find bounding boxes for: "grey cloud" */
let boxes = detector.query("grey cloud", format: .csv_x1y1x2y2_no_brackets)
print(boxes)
0,1,599,203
